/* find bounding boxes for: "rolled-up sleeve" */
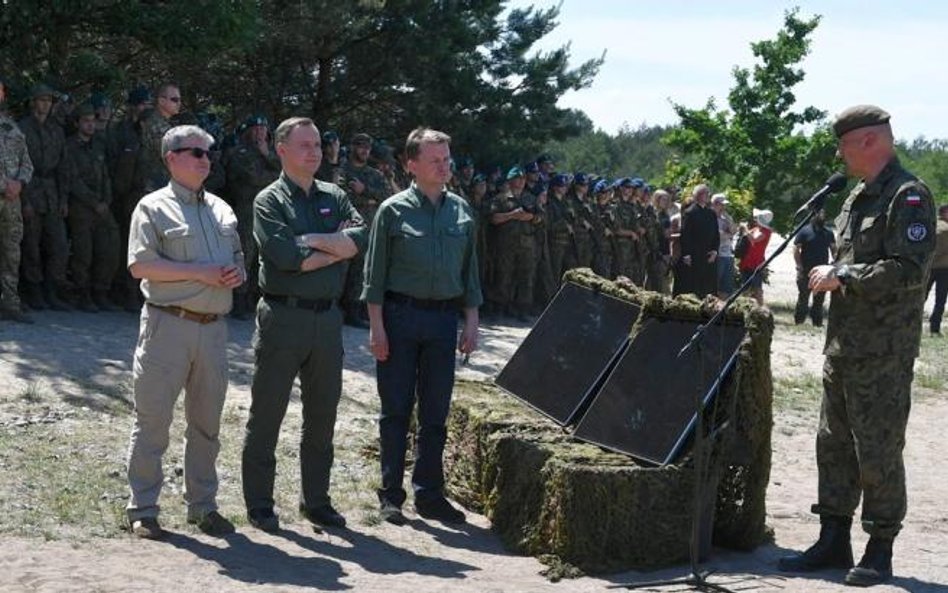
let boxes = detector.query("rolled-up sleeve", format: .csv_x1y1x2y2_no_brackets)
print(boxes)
361,203,391,304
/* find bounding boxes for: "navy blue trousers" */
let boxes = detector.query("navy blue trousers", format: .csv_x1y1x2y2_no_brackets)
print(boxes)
376,299,458,507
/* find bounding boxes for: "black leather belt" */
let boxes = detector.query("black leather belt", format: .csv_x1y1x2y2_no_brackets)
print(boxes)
385,291,460,312
148,303,219,324
264,293,334,312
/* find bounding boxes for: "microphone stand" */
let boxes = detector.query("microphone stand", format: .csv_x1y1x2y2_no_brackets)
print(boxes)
616,205,823,592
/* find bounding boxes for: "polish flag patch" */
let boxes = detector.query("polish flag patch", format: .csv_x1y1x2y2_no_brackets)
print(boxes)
905,194,922,206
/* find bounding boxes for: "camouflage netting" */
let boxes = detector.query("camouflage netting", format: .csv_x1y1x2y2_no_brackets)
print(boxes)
444,269,774,572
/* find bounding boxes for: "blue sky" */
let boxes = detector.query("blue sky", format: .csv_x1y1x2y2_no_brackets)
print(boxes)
510,1,948,141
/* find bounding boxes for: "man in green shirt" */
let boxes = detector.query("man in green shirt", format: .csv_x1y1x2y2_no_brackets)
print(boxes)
241,117,366,533
362,127,481,526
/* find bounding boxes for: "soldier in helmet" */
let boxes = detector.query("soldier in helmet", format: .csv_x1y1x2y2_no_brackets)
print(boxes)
18,83,71,311
64,101,121,312
0,75,35,323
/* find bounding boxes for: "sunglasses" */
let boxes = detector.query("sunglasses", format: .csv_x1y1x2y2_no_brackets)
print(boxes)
172,147,211,159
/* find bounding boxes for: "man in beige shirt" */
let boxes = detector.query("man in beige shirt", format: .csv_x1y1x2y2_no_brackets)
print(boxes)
125,125,245,539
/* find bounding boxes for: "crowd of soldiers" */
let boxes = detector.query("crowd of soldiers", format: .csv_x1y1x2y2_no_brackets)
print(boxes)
1,79,696,327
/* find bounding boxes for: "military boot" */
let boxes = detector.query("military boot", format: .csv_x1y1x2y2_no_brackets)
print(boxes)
93,290,121,312
844,537,893,587
76,291,99,313
0,307,35,324
44,285,72,311
23,283,48,311
778,515,854,572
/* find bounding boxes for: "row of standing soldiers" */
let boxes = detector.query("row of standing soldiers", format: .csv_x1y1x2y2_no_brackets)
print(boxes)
1,80,670,326
460,166,672,320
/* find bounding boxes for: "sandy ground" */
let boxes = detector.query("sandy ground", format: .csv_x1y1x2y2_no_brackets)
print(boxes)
0,235,946,593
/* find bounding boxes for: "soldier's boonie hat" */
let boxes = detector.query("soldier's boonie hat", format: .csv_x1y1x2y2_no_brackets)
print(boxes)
506,166,525,180
322,130,339,144
245,114,268,128
573,172,589,186
593,179,611,194
127,86,151,105
524,162,539,174
550,173,569,187
90,92,111,109
833,105,890,138
351,132,372,145
75,101,96,117
30,83,56,99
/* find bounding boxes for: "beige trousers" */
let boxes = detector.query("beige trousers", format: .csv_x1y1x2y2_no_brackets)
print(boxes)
126,305,228,522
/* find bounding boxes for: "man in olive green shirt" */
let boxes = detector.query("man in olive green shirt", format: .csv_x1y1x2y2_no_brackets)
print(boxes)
126,125,245,539
241,117,366,533
363,127,481,526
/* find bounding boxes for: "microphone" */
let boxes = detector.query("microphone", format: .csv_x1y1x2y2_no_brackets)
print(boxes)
794,172,847,218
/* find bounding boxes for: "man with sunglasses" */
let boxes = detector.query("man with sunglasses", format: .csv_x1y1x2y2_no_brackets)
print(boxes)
138,83,181,193
124,125,245,539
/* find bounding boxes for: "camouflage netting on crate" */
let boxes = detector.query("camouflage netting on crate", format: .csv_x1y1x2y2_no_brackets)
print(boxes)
444,269,774,572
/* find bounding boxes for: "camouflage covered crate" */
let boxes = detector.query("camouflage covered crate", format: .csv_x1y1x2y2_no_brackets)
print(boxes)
445,269,774,572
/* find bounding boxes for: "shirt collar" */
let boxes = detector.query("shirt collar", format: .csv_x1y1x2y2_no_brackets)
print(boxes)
409,181,446,209
281,171,320,201
169,179,205,204
862,157,901,196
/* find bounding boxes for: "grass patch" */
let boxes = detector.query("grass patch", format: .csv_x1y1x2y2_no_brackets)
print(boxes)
772,374,822,413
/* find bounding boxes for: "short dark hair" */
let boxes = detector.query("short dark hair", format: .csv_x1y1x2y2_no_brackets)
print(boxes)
274,117,317,145
405,127,450,160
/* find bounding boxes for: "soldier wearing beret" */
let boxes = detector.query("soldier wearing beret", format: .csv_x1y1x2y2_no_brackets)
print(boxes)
779,105,937,587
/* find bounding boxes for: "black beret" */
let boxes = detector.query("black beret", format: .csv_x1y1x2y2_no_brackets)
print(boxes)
351,132,372,146
833,105,891,138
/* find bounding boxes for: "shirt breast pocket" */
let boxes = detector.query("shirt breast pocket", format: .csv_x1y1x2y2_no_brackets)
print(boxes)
217,222,239,260
855,213,886,260
163,225,196,262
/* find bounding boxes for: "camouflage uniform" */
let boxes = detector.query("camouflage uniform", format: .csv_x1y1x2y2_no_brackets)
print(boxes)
815,158,935,539
614,198,639,281
566,192,594,268
106,114,144,309
591,200,617,279
340,160,390,321
0,113,33,313
531,199,556,308
63,131,120,304
490,190,538,315
222,140,280,314
18,113,70,297
137,109,171,193
641,201,665,291
546,194,573,283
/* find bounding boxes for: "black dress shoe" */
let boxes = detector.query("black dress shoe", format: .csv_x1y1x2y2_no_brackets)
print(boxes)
248,507,280,532
415,495,466,524
379,500,407,526
300,504,347,528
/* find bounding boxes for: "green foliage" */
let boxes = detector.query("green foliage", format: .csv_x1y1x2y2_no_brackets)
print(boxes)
1,1,601,162
546,123,674,181
897,138,948,204
663,9,838,229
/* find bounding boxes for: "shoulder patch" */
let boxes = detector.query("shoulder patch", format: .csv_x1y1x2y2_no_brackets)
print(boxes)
907,222,928,242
